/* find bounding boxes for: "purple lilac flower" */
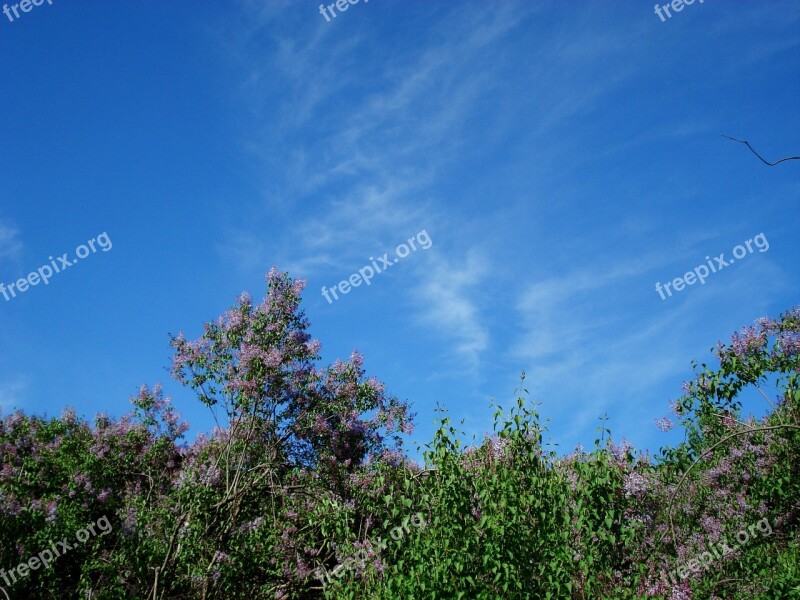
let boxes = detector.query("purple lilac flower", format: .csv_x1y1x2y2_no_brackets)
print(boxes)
655,417,674,432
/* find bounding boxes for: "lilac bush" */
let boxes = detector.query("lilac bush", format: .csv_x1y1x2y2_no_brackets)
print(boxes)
0,272,797,599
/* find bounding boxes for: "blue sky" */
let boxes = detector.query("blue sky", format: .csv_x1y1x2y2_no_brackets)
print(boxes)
1,0,798,461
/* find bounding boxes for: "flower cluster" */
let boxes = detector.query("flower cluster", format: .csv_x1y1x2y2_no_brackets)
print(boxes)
0,285,797,598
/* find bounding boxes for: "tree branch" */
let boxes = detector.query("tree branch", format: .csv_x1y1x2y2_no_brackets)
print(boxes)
722,135,800,166
662,423,800,545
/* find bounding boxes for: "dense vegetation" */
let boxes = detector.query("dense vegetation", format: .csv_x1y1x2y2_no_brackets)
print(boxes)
1,270,798,599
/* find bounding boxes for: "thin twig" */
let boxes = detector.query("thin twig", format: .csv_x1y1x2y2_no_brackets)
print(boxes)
722,135,800,166
754,384,780,422
712,578,745,590
711,412,748,428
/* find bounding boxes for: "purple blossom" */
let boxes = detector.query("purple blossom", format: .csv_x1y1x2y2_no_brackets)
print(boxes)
45,500,58,523
730,326,767,358
668,399,681,416
623,472,649,497
655,417,674,432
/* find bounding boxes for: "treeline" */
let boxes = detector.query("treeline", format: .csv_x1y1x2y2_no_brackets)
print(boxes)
1,272,798,598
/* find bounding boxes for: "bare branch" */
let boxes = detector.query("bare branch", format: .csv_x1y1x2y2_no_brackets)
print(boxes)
754,384,781,423
722,135,800,166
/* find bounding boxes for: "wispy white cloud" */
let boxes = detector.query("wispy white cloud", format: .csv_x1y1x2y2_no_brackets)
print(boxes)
413,250,490,370
218,3,544,366
0,378,26,412
0,220,21,261
511,230,787,445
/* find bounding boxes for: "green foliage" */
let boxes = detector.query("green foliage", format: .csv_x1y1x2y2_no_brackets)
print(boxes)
1,276,797,599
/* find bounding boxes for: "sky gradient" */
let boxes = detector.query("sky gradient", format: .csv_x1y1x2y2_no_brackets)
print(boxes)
1,0,798,460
